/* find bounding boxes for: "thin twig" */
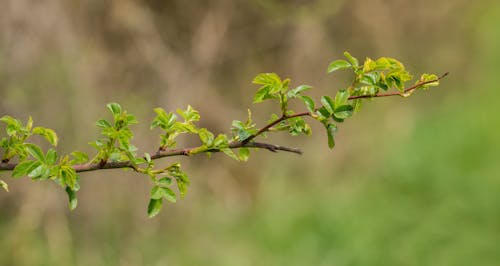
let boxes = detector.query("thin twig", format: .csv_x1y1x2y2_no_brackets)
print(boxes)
349,72,449,100
242,72,449,144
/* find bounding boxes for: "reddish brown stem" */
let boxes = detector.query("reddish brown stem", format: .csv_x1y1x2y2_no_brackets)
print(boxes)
0,141,302,173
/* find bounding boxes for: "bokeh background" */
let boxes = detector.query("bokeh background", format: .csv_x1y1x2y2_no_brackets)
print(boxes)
1,0,499,265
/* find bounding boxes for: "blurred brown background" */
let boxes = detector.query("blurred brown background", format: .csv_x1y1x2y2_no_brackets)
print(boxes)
1,0,499,265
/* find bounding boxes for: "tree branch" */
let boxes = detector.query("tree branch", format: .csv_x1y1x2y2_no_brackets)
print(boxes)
0,141,302,173
0,73,447,175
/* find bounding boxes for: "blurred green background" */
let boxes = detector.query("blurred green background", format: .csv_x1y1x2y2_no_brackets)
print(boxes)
1,0,499,265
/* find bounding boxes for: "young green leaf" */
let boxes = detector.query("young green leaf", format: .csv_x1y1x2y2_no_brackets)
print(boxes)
126,114,138,125
253,86,270,103
221,148,239,161
238,147,250,162
321,96,335,114
12,160,38,178
147,198,163,218
162,187,177,203
363,57,378,73
107,103,122,117
32,127,58,146
325,123,337,149
299,95,315,113
65,186,78,210
25,144,45,162
417,73,440,89
316,106,331,120
198,128,215,147
288,85,312,98
157,177,172,186
252,73,283,103
343,51,359,67
231,120,253,141
46,149,58,165
334,90,350,108
177,105,200,123
0,115,20,127
334,105,354,120
327,59,351,73
177,181,188,198
151,186,177,202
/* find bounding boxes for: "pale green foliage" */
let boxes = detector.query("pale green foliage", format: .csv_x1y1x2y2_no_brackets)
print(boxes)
0,52,442,217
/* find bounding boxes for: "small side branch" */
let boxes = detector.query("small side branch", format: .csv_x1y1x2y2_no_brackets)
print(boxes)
349,72,449,100
231,142,303,154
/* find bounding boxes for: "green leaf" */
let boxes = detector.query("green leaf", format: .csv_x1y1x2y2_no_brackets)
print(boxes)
59,167,78,189
363,57,377,72
253,73,282,88
334,105,354,119
221,148,239,161
231,120,253,141
375,57,392,69
150,186,177,202
417,73,440,89
253,86,270,103
252,73,283,102
177,105,200,123
96,119,112,129
0,180,8,192
157,177,172,186
151,109,177,130
334,89,350,108
198,128,214,147
0,115,22,130
163,187,177,202
343,51,359,67
316,107,331,120
12,160,37,178
327,59,351,73
65,186,78,210
177,181,188,198
28,164,50,179
32,127,58,146
25,144,45,162
147,198,163,218
321,96,335,114
287,85,312,98
325,123,337,149
26,116,33,131
126,114,138,125
360,72,379,86
107,103,122,117
150,185,162,199
299,96,315,113
213,134,229,148
46,149,58,165
238,147,250,162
